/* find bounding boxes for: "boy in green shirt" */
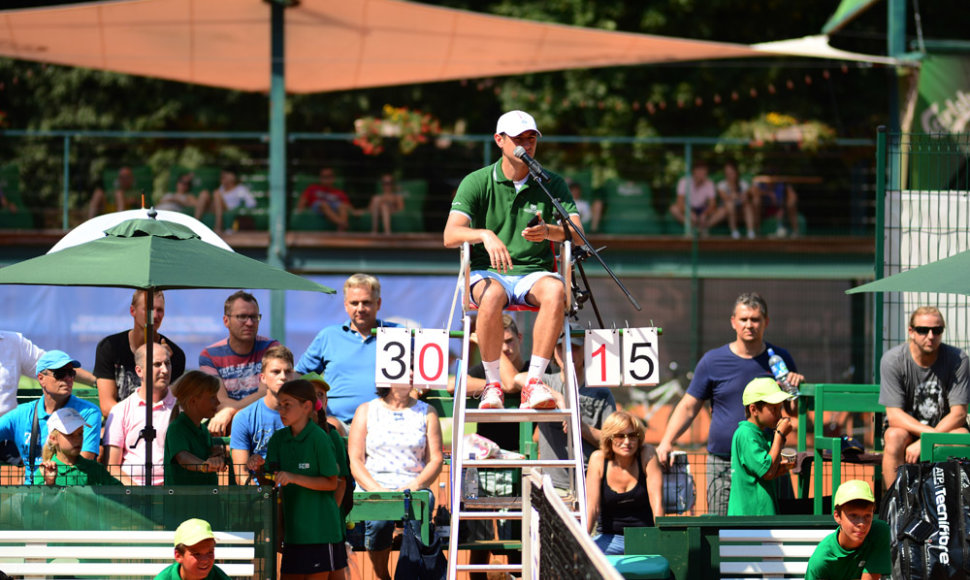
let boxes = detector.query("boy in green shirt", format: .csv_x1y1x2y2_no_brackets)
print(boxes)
727,377,794,515
806,480,891,580
154,518,231,580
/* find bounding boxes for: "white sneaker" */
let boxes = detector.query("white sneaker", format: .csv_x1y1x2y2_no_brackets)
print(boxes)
479,383,504,409
520,378,557,410
731,229,741,240
746,229,756,240
775,226,788,238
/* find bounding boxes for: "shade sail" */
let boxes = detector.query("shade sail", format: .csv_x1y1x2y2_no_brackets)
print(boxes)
0,0,803,94
846,250,970,296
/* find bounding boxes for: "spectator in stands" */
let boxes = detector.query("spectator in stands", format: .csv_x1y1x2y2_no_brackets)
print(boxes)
669,160,728,237
880,306,969,487
805,480,891,580
212,168,256,234
0,350,102,483
295,167,354,232
88,165,140,219
716,159,754,240
657,292,803,515
727,378,794,516
367,173,404,235
348,380,443,580
199,291,280,436
524,333,615,492
585,410,664,555
295,273,401,425
94,289,186,417
103,342,176,486
748,172,801,238
155,518,232,580
36,407,120,486
229,345,293,486
0,330,96,464
156,171,215,221
164,371,225,485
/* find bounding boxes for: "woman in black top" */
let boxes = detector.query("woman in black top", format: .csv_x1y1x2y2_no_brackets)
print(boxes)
585,410,664,555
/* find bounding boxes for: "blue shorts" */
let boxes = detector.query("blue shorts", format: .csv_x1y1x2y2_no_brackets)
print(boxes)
593,532,625,555
469,270,562,308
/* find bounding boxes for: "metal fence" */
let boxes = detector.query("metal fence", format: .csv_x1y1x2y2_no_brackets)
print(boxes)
875,130,970,369
0,129,875,236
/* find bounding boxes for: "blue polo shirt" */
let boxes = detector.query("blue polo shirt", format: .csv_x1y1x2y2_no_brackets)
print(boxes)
0,395,102,484
295,319,401,423
686,342,797,457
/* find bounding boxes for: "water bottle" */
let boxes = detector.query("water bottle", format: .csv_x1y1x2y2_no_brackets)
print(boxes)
767,348,798,395
462,453,479,500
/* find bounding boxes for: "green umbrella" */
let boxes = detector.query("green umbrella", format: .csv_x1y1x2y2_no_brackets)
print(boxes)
0,216,334,483
846,251,970,295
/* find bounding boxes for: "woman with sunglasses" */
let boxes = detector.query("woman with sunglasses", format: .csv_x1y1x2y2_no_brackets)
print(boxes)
585,410,664,555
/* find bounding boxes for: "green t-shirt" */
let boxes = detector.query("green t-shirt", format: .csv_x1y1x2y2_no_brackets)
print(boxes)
153,561,231,580
727,420,777,516
266,421,341,544
805,520,891,580
164,413,218,486
451,161,578,276
32,455,122,486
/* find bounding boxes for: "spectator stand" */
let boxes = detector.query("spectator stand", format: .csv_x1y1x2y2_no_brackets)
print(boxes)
102,166,153,209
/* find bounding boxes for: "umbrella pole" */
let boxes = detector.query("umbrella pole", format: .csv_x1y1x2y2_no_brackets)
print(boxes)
143,289,156,486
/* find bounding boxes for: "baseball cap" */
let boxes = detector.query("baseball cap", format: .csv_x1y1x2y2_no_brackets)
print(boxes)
301,372,330,392
496,110,542,137
834,479,875,507
46,408,91,435
741,377,792,406
36,350,81,375
174,518,215,548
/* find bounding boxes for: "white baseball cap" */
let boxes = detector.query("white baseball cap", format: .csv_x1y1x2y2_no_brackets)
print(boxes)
47,408,91,435
496,110,542,137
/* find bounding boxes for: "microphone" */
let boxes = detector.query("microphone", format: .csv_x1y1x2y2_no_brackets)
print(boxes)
513,146,549,182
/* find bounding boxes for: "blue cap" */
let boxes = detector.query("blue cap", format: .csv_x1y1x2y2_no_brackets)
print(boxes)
36,350,81,375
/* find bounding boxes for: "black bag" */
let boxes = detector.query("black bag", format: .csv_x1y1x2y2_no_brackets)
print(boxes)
394,489,447,580
880,458,970,579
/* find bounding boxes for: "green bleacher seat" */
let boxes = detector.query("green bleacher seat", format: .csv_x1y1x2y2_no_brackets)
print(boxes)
0,164,34,229
597,179,664,235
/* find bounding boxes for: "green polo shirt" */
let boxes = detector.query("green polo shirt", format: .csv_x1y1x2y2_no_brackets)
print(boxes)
164,413,218,486
728,420,778,516
32,455,122,486
153,561,231,580
805,520,891,580
451,161,578,276
266,421,341,544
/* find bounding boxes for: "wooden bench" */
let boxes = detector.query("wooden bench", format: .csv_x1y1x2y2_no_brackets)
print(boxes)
0,529,256,578
718,528,830,579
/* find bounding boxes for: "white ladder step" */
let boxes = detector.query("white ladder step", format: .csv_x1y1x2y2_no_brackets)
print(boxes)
456,563,524,572
465,409,573,422
457,510,524,519
464,459,576,468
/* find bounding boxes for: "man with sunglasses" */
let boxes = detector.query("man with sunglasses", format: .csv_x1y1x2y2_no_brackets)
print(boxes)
880,306,969,486
199,291,279,435
0,350,102,483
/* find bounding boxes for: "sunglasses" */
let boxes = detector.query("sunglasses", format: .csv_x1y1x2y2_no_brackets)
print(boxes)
231,314,262,323
45,367,76,380
612,432,638,442
912,325,944,336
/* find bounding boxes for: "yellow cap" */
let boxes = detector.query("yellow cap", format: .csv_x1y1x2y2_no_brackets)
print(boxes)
174,518,215,548
834,480,875,507
742,377,792,406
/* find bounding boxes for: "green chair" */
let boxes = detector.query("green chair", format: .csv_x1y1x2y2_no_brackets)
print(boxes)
596,179,664,235
811,384,884,515
0,164,33,229
919,432,970,462
390,179,427,233
235,171,269,230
